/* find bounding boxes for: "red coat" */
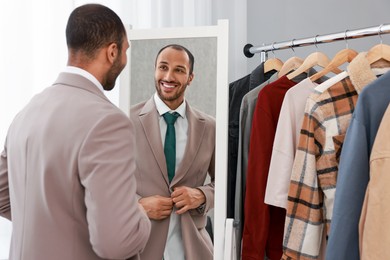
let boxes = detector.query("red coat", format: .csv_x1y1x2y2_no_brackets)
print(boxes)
242,76,296,260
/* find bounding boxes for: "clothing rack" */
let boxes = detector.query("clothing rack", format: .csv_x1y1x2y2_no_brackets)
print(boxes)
244,23,390,62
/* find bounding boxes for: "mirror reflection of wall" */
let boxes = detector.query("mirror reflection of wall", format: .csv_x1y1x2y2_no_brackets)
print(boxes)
129,38,217,117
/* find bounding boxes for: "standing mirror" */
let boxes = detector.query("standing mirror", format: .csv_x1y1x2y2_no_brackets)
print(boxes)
119,20,229,260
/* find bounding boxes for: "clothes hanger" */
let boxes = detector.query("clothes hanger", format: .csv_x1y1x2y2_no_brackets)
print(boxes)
278,57,303,78
315,27,390,94
366,25,390,68
310,31,358,82
367,44,390,65
264,43,284,73
310,49,358,82
287,35,342,80
264,58,283,73
278,39,304,78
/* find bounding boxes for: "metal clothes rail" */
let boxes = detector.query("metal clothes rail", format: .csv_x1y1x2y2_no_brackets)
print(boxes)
244,23,390,62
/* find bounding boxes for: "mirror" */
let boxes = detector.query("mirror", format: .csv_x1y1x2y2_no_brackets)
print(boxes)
119,21,229,260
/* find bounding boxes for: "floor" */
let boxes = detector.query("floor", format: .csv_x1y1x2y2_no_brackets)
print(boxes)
0,218,11,260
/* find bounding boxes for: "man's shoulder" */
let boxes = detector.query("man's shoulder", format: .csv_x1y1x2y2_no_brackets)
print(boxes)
129,100,149,116
189,106,215,126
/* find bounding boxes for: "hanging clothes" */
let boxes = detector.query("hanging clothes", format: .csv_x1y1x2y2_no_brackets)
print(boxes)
282,53,378,259
227,63,275,218
242,75,297,260
326,69,390,260
359,104,390,259
265,77,319,209
234,72,279,259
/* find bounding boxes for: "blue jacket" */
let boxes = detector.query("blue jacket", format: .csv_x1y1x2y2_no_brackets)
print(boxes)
327,71,390,260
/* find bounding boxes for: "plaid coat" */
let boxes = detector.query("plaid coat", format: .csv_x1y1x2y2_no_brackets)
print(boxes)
283,78,358,259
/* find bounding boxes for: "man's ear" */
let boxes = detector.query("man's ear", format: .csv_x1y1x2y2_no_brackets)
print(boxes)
187,73,194,85
106,43,118,64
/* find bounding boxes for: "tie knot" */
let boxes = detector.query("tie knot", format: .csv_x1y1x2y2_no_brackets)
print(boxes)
163,112,180,125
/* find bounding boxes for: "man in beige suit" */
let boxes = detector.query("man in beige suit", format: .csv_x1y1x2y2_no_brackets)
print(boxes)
0,4,151,260
130,44,215,260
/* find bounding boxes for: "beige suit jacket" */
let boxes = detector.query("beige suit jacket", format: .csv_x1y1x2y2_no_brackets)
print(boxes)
130,97,215,260
0,72,151,260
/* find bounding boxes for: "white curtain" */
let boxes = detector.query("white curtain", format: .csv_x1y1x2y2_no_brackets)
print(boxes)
0,1,212,258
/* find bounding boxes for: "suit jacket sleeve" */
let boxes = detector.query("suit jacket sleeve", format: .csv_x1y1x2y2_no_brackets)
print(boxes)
191,116,215,216
78,112,151,259
196,145,215,215
0,139,11,221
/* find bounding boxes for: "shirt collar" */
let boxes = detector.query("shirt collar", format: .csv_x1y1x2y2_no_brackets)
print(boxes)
154,92,186,118
63,66,105,93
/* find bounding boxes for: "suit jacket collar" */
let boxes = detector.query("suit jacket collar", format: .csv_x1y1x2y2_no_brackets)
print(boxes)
139,97,169,185
53,72,112,104
138,97,206,187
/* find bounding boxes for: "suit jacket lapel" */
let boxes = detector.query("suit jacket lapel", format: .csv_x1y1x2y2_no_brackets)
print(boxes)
138,97,170,186
171,103,205,186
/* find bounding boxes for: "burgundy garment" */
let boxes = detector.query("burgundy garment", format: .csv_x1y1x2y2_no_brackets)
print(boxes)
242,76,296,260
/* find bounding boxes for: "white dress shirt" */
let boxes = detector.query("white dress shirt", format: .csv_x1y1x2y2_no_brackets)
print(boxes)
154,92,187,260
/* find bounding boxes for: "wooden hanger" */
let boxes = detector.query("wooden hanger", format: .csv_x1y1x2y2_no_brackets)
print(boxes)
278,56,304,78
367,43,390,67
264,43,284,73
278,39,303,78
287,51,342,80
264,57,283,73
310,48,358,82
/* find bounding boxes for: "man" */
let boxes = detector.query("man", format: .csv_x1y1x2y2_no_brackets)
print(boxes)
130,44,215,260
0,4,150,260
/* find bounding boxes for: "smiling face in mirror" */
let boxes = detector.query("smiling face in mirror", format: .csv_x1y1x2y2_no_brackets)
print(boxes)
128,38,217,117
154,46,194,110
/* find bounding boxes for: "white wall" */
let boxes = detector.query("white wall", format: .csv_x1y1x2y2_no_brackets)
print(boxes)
212,0,248,82
246,0,390,74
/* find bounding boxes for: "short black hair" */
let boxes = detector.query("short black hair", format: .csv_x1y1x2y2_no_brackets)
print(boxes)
66,4,126,58
155,44,195,75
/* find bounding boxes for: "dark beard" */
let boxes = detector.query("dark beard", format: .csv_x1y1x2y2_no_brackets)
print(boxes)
103,56,125,91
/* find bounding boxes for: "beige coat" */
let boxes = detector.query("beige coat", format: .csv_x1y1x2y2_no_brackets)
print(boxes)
359,104,390,259
0,72,151,260
130,97,215,260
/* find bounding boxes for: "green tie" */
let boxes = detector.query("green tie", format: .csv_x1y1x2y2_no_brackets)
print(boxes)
163,112,180,183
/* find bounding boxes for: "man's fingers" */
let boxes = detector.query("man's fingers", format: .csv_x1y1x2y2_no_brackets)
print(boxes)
160,203,173,210
159,198,173,206
174,200,185,208
160,209,173,217
171,194,185,204
176,206,189,215
171,188,185,198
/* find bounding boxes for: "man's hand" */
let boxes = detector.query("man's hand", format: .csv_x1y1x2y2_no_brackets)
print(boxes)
138,195,173,220
171,186,206,214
